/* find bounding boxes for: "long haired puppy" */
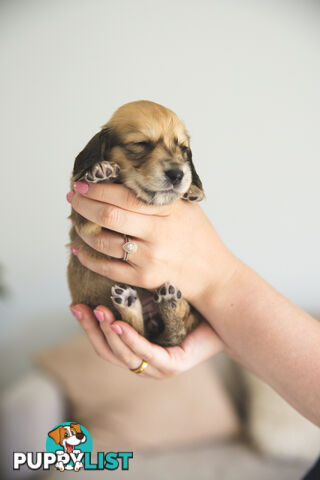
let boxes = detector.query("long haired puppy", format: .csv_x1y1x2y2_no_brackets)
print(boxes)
68,100,204,346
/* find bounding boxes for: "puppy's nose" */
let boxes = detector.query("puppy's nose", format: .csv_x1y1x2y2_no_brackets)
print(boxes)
165,168,184,185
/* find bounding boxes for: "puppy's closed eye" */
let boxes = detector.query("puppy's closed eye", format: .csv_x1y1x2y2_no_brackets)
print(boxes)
135,141,152,147
125,141,154,154
180,145,189,154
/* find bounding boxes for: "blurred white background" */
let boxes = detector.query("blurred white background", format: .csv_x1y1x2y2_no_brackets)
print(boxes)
1,0,319,390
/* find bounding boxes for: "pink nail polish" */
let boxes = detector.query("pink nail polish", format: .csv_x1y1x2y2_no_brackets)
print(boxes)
70,306,82,320
66,191,74,203
74,181,89,194
111,324,122,335
94,309,104,323
71,246,79,256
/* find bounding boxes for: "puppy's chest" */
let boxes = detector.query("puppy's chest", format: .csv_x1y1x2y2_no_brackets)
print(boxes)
139,289,159,321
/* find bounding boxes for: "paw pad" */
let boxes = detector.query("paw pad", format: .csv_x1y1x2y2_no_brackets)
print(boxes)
183,185,204,203
84,161,120,183
111,285,138,308
154,282,182,305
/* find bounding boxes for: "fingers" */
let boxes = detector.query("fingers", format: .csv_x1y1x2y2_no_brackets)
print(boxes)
109,320,178,375
111,321,161,363
69,305,124,368
74,225,144,264
70,305,224,380
71,247,140,285
71,192,156,238
93,306,162,378
73,182,172,216
95,308,142,368
115,320,224,375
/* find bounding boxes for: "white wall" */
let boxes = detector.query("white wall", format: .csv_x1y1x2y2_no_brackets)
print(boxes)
1,0,319,389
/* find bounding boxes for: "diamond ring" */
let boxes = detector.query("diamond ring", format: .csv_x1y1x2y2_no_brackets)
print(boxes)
122,235,138,262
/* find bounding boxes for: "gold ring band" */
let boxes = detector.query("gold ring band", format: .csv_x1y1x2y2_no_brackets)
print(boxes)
130,360,148,374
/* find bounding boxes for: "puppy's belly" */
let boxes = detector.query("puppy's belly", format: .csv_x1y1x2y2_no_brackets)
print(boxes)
67,255,115,311
140,291,164,338
68,255,164,338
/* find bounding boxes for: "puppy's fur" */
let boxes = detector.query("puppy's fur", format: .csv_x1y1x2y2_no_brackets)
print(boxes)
68,100,204,346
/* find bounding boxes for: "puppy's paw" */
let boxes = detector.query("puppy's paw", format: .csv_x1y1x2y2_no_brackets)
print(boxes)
84,161,120,183
111,284,144,336
111,285,140,310
153,282,182,308
183,184,204,202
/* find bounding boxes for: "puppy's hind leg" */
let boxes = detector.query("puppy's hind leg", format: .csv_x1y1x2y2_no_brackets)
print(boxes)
111,285,145,336
153,282,197,347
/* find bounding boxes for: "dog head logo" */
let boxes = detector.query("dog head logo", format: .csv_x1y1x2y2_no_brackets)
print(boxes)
46,422,92,471
48,423,86,454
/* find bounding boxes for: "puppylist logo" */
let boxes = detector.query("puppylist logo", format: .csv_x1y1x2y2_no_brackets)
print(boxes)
13,422,133,472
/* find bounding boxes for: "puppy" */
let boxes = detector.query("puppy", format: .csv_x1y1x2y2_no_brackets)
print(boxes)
68,100,204,346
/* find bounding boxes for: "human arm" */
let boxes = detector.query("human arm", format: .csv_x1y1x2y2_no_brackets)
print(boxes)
196,262,320,427
68,182,320,426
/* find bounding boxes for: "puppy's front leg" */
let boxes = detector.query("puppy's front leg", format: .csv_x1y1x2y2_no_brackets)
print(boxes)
70,161,120,236
83,160,120,183
183,184,205,202
111,285,145,336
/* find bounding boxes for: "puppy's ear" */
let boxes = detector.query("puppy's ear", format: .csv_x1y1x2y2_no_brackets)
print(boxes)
187,148,204,192
72,127,116,181
48,426,62,445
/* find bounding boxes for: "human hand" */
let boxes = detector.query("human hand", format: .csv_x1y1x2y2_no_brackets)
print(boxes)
68,181,238,307
70,303,224,379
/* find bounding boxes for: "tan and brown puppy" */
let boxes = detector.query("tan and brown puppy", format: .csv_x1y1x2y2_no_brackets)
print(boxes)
68,100,204,346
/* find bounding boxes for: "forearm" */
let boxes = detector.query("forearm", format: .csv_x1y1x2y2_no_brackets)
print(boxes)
194,261,320,426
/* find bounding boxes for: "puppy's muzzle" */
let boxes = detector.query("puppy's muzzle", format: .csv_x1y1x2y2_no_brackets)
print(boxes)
165,168,184,186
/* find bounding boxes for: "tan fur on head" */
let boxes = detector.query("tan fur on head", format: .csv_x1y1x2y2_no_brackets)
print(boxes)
106,100,188,147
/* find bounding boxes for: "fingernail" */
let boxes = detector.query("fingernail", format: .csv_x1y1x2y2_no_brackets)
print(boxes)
94,309,104,323
74,181,89,194
71,246,79,256
70,306,82,320
111,324,122,335
66,191,74,203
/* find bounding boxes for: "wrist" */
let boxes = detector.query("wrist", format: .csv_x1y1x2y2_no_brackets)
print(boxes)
191,254,244,321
